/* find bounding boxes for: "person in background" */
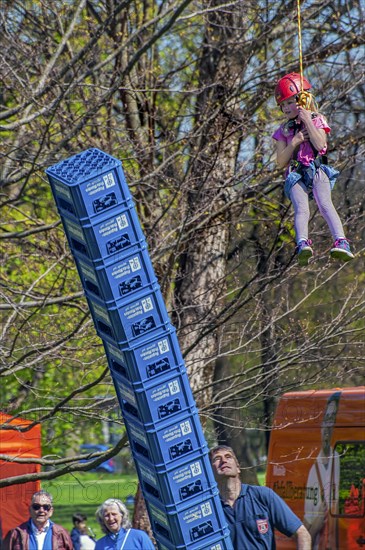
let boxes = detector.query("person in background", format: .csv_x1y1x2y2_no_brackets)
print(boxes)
71,512,96,550
304,391,341,549
3,490,73,550
95,499,154,550
210,445,311,549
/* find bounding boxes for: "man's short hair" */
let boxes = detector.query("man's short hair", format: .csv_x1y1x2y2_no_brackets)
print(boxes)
209,445,237,461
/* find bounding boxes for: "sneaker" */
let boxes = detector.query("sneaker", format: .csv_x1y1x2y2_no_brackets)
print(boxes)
296,239,313,266
330,238,354,262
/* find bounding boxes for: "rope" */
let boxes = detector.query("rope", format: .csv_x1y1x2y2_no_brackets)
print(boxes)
295,0,315,109
296,0,304,92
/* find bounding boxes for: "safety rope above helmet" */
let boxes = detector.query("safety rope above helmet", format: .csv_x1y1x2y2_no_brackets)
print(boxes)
275,0,314,110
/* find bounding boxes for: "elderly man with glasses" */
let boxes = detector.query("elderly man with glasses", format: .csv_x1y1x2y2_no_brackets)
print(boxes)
3,490,72,550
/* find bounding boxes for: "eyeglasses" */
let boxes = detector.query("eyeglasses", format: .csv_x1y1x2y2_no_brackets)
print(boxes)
31,504,52,511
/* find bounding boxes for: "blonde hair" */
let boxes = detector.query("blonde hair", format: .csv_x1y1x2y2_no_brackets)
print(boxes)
95,499,131,534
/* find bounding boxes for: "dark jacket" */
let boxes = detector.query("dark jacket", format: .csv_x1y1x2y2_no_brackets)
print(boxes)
3,520,73,550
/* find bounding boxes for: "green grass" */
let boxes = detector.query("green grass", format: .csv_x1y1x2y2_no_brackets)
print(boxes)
42,470,267,536
42,473,138,536
257,471,266,486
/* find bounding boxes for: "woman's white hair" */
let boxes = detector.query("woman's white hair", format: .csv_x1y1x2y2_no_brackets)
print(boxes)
95,498,132,534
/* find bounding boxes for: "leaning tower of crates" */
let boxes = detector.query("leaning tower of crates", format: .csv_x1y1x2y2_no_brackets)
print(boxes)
46,148,233,550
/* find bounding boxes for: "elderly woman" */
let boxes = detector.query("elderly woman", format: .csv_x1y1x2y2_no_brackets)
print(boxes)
95,499,155,550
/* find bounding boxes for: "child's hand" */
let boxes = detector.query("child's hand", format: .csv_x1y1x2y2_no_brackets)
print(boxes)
292,127,309,146
297,106,313,126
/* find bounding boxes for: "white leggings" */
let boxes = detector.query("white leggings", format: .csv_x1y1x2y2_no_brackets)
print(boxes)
289,169,345,244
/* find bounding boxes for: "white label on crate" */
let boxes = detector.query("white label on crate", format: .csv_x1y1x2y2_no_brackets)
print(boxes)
111,260,133,279
158,338,170,354
163,424,182,443
116,214,128,230
211,545,223,550
138,462,157,485
85,179,103,196
91,302,110,324
163,419,192,443
150,378,179,402
129,256,141,272
190,461,202,477
172,464,192,484
53,179,71,199
149,503,168,527
128,423,147,445
103,172,116,189
201,501,213,517
183,503,203,523
151,384,170,402
140,346,159,361
63,218,85,242
180,420,192,436
141,297,153,312
124,297,154,320
183,500,213,524
99,215,128,238
172,460,201,484
78,260,97,283
85,177,112,196
168,380,180,395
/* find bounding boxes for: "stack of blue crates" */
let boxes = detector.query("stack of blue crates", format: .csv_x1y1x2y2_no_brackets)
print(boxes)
46,148,233,550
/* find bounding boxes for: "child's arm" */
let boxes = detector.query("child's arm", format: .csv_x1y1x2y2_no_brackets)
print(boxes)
275,128,309,169
297,107,327,151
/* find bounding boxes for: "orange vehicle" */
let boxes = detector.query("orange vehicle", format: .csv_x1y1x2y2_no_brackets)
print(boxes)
266,387,365,549
0,413,41,540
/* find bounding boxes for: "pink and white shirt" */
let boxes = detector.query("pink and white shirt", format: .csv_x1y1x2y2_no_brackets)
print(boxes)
272,114,330,167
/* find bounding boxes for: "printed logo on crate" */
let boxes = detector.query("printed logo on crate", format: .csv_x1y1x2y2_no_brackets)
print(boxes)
126,412,207,466
76,249,157,303
88,289,170,345
61,207,144,264
45,148,232,550
136,453,217,506
148,494,227,547
113,371,196,426
46,148,132,219
104,331,185,384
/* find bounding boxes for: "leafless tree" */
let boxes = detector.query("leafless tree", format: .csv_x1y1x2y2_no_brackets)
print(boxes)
1,0,364,525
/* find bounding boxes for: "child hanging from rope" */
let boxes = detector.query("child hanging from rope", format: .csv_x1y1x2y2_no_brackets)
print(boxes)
272,72,354,266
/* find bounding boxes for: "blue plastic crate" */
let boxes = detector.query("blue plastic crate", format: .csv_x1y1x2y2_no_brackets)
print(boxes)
156,529,233,550
61,204,145,265
46,148,132,220
123,409,208,468
75,246,157,304
146,492,229,548
87,287,171,346
104,329,185,385
112,368,196,427
135,452,217,509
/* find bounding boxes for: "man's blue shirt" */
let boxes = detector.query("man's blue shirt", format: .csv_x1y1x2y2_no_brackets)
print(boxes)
221,484,302,549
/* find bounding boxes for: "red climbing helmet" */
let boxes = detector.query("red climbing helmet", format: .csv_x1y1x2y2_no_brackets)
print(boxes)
275,72,312,104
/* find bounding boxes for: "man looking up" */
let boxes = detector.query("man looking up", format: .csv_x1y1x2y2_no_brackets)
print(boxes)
209,445,311,549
